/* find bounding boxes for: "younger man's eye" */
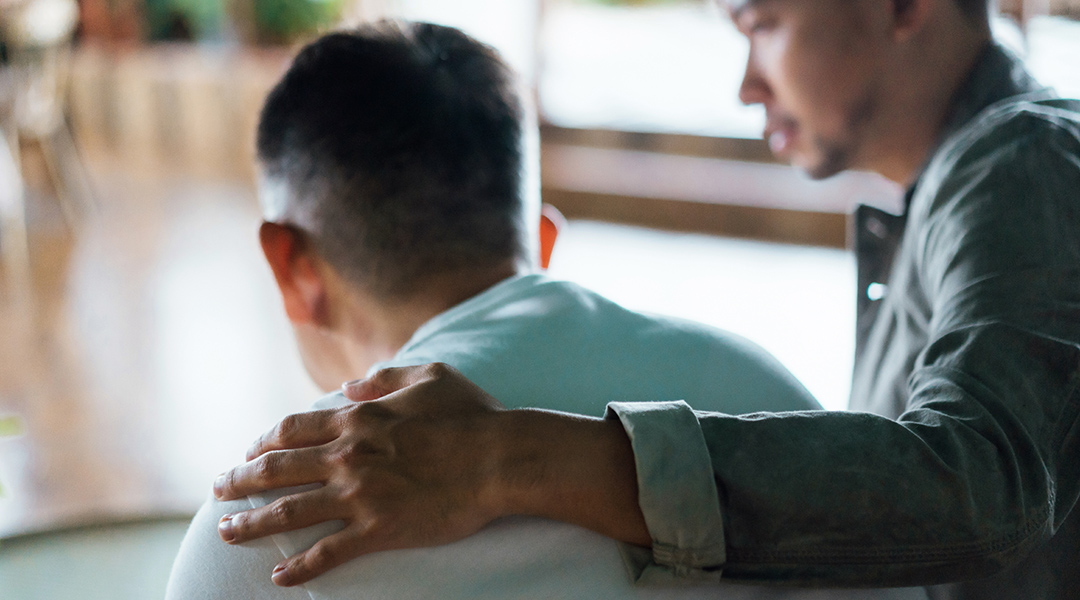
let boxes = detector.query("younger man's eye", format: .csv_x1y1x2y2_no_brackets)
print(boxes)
747,15,777,34
732,3,778,36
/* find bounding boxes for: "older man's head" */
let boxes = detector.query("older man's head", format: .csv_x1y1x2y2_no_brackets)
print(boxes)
255,22,539,390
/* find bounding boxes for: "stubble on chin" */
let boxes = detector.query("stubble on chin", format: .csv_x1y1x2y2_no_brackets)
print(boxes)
802,89,879,180
803,136,853,180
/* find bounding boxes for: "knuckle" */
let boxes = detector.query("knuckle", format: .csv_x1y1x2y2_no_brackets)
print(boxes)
339,481,362,504
276,414,302,442
269,498,296,526
222,469,237,494
306,544,337,572
230,511,251,537
222,468,245,498
254,453,280,483
332,443,364,468
347,398,388,424
426,362,452,379
340,471,375,501
369,367,394,388
339,408,367,435
246,440,264,460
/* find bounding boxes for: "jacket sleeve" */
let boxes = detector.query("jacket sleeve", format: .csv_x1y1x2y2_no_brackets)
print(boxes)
608,117,1080,587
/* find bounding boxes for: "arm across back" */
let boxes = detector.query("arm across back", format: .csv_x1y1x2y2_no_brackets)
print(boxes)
613,109,1080,587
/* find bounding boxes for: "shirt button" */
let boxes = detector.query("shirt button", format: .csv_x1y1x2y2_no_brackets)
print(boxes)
865,216,889,239
867,282,888,301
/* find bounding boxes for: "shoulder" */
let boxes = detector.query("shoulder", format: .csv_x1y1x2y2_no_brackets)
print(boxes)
166,495,307,600
311,391,349,410
642,315,822,412
955,95,1079,151
386,276,821,413
925,95,1080,200
913,97,1080,279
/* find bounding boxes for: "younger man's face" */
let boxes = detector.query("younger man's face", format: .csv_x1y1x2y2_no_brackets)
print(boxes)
728,0,891,179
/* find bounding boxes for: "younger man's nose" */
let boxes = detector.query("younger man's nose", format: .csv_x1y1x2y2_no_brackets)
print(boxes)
737,57,770,107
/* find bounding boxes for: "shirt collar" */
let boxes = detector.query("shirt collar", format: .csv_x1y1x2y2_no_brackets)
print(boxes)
905,42,1048,204
938,42,1045,143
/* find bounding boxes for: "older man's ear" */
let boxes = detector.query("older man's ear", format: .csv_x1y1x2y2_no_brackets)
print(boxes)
259,221,330,327
539,204,565,270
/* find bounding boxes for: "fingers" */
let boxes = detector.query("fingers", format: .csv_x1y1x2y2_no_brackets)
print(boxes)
214,445,329,501
271,527,381,587
342,363,454,402
246,408,342,462
218,486,343,545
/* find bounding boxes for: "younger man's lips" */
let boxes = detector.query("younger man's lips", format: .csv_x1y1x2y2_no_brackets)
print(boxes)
764,108,799,154
767,125,797,155
768,129,789,154
764,115,799,157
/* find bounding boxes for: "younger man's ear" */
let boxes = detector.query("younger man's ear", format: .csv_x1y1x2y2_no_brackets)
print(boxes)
539,203,566,270
259,221,328,326
890,0,931,42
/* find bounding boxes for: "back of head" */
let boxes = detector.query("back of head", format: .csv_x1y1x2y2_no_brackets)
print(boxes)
257,20,527,300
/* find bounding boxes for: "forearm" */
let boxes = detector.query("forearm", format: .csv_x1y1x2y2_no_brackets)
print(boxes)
668,325,1077,586
702,410,1051,585
520,319,1076,589
490,408,651,547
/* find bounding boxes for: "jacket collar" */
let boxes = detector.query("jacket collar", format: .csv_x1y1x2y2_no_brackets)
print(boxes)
904,42,1047,205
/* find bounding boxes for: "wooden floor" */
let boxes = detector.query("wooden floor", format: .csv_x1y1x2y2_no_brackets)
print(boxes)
0,164,320,540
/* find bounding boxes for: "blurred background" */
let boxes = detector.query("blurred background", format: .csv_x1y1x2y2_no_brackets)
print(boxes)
0,0,1078,597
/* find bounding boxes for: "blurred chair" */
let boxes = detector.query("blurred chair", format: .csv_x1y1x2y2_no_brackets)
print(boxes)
0,43,31,306
0,0,94,302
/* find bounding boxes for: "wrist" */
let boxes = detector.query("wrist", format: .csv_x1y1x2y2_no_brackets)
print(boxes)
475,408,547,519
483,408,651,546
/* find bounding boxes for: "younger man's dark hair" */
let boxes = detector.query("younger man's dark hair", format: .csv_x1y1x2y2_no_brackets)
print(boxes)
953,0,990,20
257,20,526,299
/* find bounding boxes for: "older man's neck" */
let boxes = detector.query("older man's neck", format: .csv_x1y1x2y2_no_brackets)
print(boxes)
346,260,524,368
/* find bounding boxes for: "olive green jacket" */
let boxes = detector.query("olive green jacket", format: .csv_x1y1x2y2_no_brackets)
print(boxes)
608,44,1080,599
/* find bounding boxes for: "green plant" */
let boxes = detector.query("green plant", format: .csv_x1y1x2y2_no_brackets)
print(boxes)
146,0,228,41
253,0,346,44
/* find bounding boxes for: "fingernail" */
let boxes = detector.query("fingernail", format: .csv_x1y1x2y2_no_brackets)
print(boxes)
341,378,364,390
272,563,290,586
218,514,235,543
213,475,226,499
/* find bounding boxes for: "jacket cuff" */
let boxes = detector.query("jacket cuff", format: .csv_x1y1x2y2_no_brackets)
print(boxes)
605,400,727,584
